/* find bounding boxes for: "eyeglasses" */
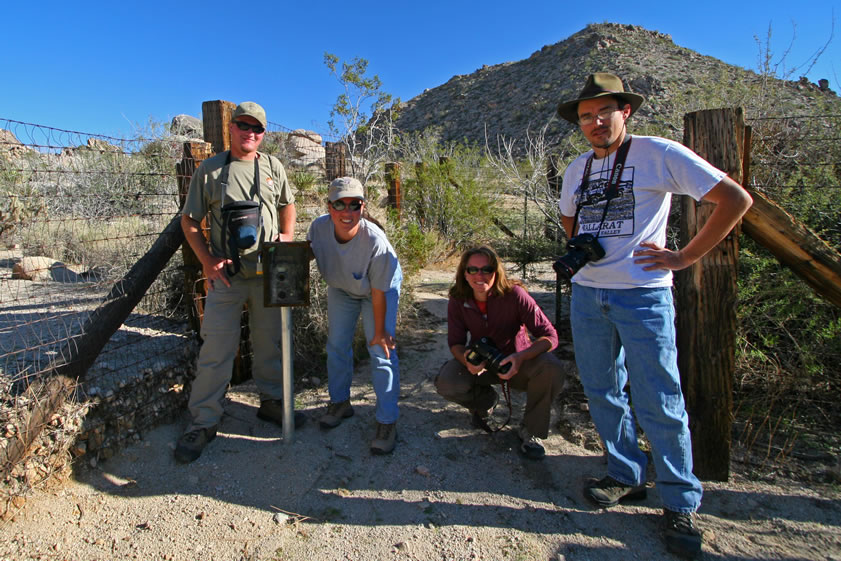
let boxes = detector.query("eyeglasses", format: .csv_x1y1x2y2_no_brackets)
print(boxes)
330,199,363,211
577,107,620,126
465,265,495,275
233,120,265,134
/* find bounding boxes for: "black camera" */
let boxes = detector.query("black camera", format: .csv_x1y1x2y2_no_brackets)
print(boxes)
465,336,512,383
553,233,605,280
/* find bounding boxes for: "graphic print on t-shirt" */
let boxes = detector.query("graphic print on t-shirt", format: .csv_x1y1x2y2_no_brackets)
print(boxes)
574,164,635,238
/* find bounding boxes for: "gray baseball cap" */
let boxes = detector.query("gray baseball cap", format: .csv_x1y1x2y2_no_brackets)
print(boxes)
327,177,365,201
232,101,267,127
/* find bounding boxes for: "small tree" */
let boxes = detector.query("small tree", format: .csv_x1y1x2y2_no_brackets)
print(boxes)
324,53,400,184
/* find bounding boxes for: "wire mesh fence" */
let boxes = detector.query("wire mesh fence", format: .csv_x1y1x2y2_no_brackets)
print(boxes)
734,112,841,471
0,115,343,514
0,120,195,511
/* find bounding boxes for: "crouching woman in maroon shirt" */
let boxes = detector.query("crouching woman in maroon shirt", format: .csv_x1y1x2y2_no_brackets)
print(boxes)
435,245,567,460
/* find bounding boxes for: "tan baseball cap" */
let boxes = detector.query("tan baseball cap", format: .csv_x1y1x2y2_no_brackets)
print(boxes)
232,101,267,127
327,177,365,201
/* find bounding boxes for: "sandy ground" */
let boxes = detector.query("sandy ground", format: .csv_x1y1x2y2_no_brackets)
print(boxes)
1,267,840,561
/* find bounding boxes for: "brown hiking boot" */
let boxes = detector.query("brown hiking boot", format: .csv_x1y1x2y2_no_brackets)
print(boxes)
584,475,647,507
257,399,307,428
174,426,218,464
370,422,397,455
319,399,354,429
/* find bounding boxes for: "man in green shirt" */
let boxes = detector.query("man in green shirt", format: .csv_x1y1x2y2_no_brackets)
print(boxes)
177,102,301,463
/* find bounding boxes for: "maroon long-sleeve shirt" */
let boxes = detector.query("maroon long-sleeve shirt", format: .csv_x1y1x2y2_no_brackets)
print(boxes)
447,285,558,356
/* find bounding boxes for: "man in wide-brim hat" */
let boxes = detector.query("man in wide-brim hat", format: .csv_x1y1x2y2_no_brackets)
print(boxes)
556,72,645,124
556,73,753,560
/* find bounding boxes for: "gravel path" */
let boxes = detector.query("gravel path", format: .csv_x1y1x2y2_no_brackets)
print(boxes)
2,268,840,561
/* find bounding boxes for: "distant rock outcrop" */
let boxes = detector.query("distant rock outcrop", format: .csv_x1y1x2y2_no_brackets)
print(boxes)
0,129,37,160
170,115,203,140
287,129,325,171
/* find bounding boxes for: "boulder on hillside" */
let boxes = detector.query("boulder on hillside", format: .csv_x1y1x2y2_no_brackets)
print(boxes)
286,129,325,170
12,256,56,281
170,115,203,140
12,257,92,282
0,129,37,160
290,129,323,145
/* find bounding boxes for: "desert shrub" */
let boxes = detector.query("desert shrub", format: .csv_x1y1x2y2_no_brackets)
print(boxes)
383,210,443,277
733,110,841,450
0,161,46,242
397,133,500,249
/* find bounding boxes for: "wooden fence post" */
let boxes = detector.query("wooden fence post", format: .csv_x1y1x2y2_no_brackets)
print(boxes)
325,141,347,180
201,100,235,155
177,141,212,334
676,107,746,481
414,161,427,229
385,162,401,218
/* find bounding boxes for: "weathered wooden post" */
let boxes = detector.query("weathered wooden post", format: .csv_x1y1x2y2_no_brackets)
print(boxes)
201,100,235,155
177,141,212,333
414,161,428,230
676,107,746,481
385,162,401,218
325,141,347,181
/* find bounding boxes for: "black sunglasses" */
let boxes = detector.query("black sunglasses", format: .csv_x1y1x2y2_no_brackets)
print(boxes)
465,265,495,275
330,199,363,211
233,120,265,134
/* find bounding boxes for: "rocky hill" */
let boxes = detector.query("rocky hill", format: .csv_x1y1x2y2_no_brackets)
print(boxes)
393,23,839,152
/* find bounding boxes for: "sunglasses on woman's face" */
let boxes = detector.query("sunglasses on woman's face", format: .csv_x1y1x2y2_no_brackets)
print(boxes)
465,265,495,275
330,199,363,211
233,120,265,134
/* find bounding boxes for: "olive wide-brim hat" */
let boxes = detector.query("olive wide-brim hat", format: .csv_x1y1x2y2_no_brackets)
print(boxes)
557,73,645,124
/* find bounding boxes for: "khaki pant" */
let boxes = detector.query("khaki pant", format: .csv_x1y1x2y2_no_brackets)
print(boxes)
188,276,284,430
435,352,565,438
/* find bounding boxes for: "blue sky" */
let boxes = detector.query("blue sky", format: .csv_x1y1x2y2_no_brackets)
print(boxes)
2,0,838,140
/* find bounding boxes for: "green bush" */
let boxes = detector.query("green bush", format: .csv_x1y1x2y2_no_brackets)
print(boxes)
397,138,499,249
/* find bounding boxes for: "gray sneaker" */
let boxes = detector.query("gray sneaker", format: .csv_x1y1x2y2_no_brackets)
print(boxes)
174,426,217,464
257,399,307,428
319,399,354,429
584,475,647,507
370,422,397,455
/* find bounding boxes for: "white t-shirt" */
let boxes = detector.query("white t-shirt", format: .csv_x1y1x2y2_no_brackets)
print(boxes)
559,135,726,289
307,215,401,298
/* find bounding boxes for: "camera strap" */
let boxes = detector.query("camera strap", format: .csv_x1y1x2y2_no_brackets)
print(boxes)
218,152,263,277
571,136,632,239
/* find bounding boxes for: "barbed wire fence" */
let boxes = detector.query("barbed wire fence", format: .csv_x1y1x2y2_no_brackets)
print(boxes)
0,119,198,515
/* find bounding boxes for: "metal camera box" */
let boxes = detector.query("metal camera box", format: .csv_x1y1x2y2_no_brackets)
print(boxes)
261,241,311,307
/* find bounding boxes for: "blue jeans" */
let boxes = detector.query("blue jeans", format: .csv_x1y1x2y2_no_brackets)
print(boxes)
570,284,702,513
326,282,401,424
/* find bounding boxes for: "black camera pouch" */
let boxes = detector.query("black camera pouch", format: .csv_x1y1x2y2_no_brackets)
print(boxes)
222,201,261,248
221,201,262,277
218,152,265,277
